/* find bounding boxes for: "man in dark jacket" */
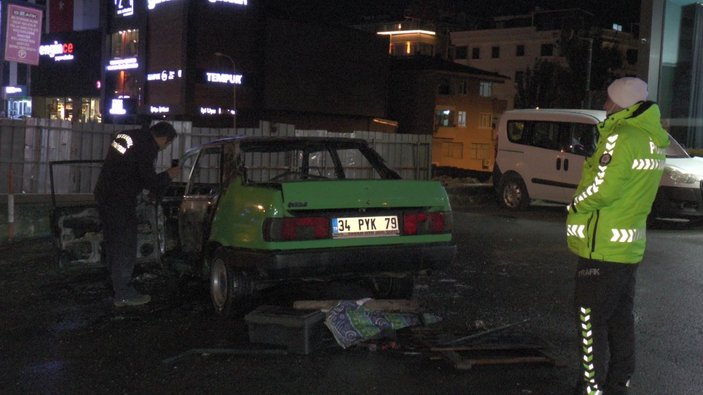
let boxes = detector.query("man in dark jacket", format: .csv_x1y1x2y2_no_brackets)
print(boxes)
95,122,180,307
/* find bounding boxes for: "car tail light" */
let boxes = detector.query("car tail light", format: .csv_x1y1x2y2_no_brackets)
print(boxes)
403,211,452,235
264,217,330,241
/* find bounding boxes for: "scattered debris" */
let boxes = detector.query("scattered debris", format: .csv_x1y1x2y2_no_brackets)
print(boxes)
162,347,287,365
438,319,530,346
241,300,557,371
406,324,558,370
323,299,441,349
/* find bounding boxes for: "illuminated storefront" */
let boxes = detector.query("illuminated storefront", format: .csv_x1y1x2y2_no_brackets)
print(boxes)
105,29,142,121
3,85,31,119
31,30,102,122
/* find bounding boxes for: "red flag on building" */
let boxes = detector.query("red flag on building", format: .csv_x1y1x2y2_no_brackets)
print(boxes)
49,0,74,33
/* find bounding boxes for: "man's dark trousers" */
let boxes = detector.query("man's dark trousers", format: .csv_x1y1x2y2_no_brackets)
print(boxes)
574,257,638,392
99,201,139,300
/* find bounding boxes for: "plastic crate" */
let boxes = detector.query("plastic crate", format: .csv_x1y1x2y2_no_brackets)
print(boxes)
245,305,327,355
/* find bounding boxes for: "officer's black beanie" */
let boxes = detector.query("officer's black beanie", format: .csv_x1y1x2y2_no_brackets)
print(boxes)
150,122,177,141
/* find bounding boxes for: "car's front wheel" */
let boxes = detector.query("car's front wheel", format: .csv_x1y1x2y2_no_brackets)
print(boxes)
209,250,255,317
499,174,530,210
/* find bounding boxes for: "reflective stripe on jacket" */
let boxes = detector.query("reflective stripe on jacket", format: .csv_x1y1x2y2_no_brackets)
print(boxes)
566,101,669,263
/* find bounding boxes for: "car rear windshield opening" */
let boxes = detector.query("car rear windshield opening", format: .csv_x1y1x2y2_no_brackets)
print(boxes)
240,144,393,183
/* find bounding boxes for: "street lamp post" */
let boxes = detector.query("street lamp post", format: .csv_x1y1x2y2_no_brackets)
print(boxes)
578,37,594,109
214,52,236,132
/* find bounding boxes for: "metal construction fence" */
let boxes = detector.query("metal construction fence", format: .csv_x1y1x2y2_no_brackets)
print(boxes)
1,118,431,194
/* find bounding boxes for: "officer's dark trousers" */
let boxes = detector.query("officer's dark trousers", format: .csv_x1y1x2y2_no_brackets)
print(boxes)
98,203,139,300
574,257,637,394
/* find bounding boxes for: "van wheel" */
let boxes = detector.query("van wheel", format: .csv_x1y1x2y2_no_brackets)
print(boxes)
209,249,255,318
499,174,530,210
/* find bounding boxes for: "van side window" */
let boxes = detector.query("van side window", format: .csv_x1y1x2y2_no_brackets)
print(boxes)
507,121,527,143
531,122,560,150
507,120,597,156
564,123,598,156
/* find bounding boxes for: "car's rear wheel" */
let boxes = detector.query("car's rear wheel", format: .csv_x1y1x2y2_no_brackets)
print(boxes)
499,174,530,210
369,276,415,299
209,250,255,317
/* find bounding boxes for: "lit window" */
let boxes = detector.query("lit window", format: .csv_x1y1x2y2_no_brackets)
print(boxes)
110,30,139,58
457,111,467,127
435,109,455,127
479,81,492,97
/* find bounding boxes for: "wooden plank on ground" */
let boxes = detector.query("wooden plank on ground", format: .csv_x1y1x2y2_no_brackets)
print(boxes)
439,347,556,370
292,299,420,313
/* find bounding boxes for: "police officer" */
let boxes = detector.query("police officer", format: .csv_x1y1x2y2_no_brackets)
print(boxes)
566,78,669,394
95,122,180,307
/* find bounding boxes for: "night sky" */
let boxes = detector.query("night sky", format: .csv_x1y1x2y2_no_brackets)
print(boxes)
265,0,642,29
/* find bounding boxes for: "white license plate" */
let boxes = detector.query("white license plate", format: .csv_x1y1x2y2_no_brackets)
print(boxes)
332,215,399,238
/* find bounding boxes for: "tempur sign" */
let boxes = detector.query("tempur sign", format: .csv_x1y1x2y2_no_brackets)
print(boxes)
206,72,242,85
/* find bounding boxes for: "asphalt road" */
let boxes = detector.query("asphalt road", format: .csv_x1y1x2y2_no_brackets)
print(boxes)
1,203,702,394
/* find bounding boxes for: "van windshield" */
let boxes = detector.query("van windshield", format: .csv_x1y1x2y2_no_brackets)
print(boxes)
665,134,690,159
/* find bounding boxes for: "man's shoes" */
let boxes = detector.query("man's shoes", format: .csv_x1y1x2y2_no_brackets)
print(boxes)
114,293,151,307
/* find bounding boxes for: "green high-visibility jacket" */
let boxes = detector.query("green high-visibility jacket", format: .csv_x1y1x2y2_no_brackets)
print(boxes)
566,101,669,264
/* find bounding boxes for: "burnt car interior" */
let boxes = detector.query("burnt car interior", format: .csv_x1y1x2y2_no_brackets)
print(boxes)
50,160,166,270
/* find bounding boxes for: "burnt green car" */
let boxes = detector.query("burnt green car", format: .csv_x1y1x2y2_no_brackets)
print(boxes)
163,136,455,316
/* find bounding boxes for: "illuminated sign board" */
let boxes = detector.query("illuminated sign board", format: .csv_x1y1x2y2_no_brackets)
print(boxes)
109,99,127,115
39,41,75,62
206,72,242,85
115,0,134,16
4,4,43,65
147,69,183,81
209,0,248,5
376,29,436,36
150,106,170,114
5,86,24,95
200,106,235,115
148,0,247,11
147,0,248,10
106,58,139,71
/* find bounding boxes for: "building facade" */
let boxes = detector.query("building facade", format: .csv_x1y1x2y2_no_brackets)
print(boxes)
451,8,641,110
388,57,507,177
100,0,390,130
359,15,509,176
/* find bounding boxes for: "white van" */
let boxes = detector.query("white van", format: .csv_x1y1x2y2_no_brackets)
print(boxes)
493,108,703,220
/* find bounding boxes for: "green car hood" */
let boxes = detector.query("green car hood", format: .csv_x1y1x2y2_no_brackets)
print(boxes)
279,180,450,210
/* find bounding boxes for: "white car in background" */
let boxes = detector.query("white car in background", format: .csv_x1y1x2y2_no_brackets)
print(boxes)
493,108,703,221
